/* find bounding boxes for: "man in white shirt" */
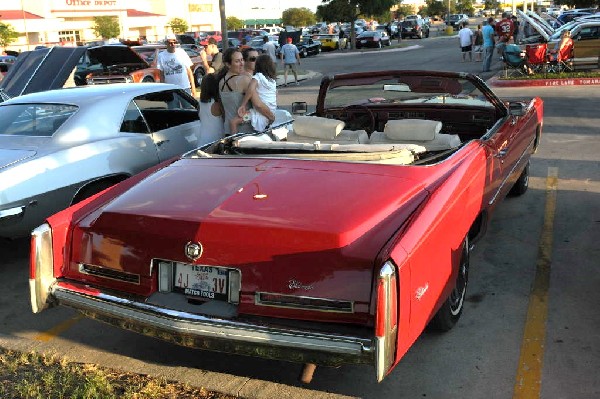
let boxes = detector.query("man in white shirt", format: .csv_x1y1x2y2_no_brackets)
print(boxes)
458,22,474,62
262,36,277,63
156,33,197,97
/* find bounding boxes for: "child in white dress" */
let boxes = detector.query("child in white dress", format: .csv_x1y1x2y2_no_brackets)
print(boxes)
229,54,277,134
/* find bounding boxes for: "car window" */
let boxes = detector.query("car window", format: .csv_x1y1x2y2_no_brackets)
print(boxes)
133,90,199,132
120,101,149,133
0,104,77,137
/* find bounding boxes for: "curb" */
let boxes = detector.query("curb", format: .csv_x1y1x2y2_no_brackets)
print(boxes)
488,75,600,87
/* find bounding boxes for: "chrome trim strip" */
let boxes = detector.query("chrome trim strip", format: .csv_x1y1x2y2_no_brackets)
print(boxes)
489,137,534,206
51,282,374,363
78,263,140,285
255,291,354,313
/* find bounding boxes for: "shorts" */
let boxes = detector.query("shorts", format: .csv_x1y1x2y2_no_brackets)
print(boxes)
461,45,472,52
284,63,297,72
474,45,482,53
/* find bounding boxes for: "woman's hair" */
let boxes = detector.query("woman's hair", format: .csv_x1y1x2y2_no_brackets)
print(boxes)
200,73,219,103
242,47,258,61
222,47,241,66
254,54,277,81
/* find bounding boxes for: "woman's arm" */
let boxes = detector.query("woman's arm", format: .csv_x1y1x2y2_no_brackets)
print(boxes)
237,79,257,117
243,78,275,122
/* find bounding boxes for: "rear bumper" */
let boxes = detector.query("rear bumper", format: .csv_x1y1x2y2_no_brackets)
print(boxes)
50,281,376,367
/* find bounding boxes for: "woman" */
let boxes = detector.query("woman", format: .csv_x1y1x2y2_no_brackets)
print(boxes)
242,48,259,76
218,48,274,135
198,73,224,144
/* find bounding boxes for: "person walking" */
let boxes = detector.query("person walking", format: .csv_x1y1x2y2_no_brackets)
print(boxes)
262,35,277,63
280,37,300,86
458,22,474,62
473,24,483,62
157,33,197,97
482,18,496,72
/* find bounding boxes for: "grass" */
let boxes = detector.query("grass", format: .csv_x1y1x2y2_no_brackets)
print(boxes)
0,348,237,399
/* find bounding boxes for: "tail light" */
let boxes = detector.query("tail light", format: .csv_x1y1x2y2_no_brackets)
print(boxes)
30,223,56,313
375,261,398,382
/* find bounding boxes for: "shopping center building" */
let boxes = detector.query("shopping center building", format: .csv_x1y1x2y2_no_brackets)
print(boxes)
0,0,225,51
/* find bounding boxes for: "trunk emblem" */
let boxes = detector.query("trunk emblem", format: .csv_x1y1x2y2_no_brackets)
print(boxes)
185,242,203,261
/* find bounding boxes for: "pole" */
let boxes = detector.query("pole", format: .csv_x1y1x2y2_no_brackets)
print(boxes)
21,0,30,50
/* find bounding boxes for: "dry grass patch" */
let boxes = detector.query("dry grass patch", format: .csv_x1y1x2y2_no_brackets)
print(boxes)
0,348,237,399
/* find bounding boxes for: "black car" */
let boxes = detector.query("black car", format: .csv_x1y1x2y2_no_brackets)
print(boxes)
355,31,391,48
295,36,321,57
400,19,430,39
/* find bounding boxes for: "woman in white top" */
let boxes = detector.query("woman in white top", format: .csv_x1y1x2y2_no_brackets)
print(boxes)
198,73,224,145
218,48,274,135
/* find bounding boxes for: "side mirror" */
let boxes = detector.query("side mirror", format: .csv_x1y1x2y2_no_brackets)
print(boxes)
508,102,526,117
292,101,308,115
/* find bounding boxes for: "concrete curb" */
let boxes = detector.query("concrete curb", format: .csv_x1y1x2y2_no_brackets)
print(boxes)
488,75,600,87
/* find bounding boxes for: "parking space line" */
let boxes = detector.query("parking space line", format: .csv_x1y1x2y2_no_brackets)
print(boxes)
513,167,558,399
34,314,84,342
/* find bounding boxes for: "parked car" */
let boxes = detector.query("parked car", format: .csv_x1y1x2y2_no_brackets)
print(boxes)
400,19,430,39
315,34,342,50
84,45,162,85
0,83,202,239
248,36,280,55
30,70,542,382
355,31,391,48
131,44,206,87
447,14,469,30
295,36,321,57
376,23,399,39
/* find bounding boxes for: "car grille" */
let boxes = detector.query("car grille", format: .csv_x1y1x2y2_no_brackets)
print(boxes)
88,77,130,84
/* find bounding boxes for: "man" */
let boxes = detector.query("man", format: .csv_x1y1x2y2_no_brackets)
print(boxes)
280,37,300,86
495,12,514,55
262,35,277,63
202,37,222,73
458,22,474,62
511,15,520,44
482,18,496,72
156,33,197,97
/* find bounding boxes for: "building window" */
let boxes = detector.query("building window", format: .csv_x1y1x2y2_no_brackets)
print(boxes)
58,30,81,43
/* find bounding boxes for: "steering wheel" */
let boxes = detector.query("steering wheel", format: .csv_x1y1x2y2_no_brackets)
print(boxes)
341,104,376,134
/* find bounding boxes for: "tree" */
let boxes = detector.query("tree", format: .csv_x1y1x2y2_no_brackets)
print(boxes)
395,4,416,19
561,0,598,7
421,0,446,18
282,7,316,28
456,0,474,15
227,16,244,31
168,17,189,34
484,0,500,11
92,16,120,39
0,22,19,48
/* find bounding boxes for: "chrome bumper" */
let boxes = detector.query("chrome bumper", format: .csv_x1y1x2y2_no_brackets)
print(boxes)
51,281,376,367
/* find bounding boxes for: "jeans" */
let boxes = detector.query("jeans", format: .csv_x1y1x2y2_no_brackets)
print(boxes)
483,46,494,72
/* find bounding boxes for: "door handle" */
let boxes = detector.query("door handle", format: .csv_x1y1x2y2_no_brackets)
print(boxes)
495,149,508,158
155,139,170,146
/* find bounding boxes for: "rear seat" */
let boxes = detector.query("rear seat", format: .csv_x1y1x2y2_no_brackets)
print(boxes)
369,119,461,151
286,115,369,144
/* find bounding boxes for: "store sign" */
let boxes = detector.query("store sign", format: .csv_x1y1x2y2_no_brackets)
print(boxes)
189,3,213,12
64,0,120,7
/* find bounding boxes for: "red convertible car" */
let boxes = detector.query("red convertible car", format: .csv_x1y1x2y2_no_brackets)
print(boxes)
30,70,543,382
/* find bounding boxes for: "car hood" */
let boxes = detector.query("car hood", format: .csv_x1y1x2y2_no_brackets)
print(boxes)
0,148,37,170
69,158,428,308
0,47,86,98
517,10,551,42
88,45,149,67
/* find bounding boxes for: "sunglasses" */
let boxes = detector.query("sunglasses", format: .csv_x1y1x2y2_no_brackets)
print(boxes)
248,57,257,62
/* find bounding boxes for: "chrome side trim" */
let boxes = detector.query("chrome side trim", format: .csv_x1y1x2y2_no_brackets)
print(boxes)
255,291,354,313
51,281,375,366
0,206,25,220
489,137,535,206
78,263,140,285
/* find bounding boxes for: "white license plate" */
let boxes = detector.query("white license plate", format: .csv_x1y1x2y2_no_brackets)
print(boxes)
174,263,229,301
361,40,367,43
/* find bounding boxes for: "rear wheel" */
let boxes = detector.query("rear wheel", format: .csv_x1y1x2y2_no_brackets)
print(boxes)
429,236,469,332
509,161,530,196
301,48,308,58
141,76,154,83
71,178,123,205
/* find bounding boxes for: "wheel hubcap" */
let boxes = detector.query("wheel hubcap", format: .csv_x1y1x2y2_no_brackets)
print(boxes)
449,245,469,315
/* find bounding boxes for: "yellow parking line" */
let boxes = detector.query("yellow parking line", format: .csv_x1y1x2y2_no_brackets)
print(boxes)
513,167,558,399
34,314,84,342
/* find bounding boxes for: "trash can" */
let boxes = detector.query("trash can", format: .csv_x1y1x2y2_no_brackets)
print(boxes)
445,26,454,35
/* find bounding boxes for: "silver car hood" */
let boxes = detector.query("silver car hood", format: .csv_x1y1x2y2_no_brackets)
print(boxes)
517,10,550,42
0,148,37,170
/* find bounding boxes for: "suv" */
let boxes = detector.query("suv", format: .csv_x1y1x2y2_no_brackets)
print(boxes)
448,14,469,30
401,19,430,39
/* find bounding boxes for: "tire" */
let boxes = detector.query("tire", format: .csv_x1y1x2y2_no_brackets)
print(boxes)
377,41,382,49
194,68,205,87
429,236,469,332
301,48,308,58
509,161,530,196
141,76,154,83
71,178,122,205
417,31,423,39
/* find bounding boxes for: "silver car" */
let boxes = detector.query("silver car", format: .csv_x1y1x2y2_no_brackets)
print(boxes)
0,83,201,238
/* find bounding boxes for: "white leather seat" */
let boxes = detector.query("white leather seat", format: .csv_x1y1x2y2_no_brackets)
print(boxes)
286,115,369,144
369,119,461,151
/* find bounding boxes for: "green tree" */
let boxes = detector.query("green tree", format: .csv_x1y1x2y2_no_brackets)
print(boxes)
421,0,446,18
0,22,19,48
561,0,598,7
92,16,120,39
226,16,244,31
282,7,316,28
456,0,474,15
168,17,189,34
484,0,500,12
395,4,416,19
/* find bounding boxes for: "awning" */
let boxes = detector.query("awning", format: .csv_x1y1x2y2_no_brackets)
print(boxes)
244,19,281,25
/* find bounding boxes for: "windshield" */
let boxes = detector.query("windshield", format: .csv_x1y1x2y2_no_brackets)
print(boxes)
0,104,77,137
324,75,493,109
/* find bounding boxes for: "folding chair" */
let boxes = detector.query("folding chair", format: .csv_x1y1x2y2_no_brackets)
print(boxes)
502,44,528,77
547,39,574,73
525,43,548,74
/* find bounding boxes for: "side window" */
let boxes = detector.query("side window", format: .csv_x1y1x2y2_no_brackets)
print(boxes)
120,101,149,133
134,90,199,132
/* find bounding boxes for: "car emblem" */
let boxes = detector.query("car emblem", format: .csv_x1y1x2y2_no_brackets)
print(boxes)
185,241,203,261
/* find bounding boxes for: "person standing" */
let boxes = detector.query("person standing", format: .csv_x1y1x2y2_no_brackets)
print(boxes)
473,24,483,62
338,27,347,50
204,37,223,73
482,18,496,72
458,22,474,62
198,73,224,145
511,15,520,44
157,33,197,97
495,12,514,55
280,37,300,86
262,35,277,63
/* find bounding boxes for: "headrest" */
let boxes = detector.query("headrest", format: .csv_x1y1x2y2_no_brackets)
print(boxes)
292,116,345,140
383,119,442,141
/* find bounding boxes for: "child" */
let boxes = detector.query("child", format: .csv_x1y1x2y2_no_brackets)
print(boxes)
230,54,277,134
198,73,224,144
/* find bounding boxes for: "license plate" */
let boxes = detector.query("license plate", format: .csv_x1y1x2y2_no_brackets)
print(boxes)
361,40,367,43
174,263,229,301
